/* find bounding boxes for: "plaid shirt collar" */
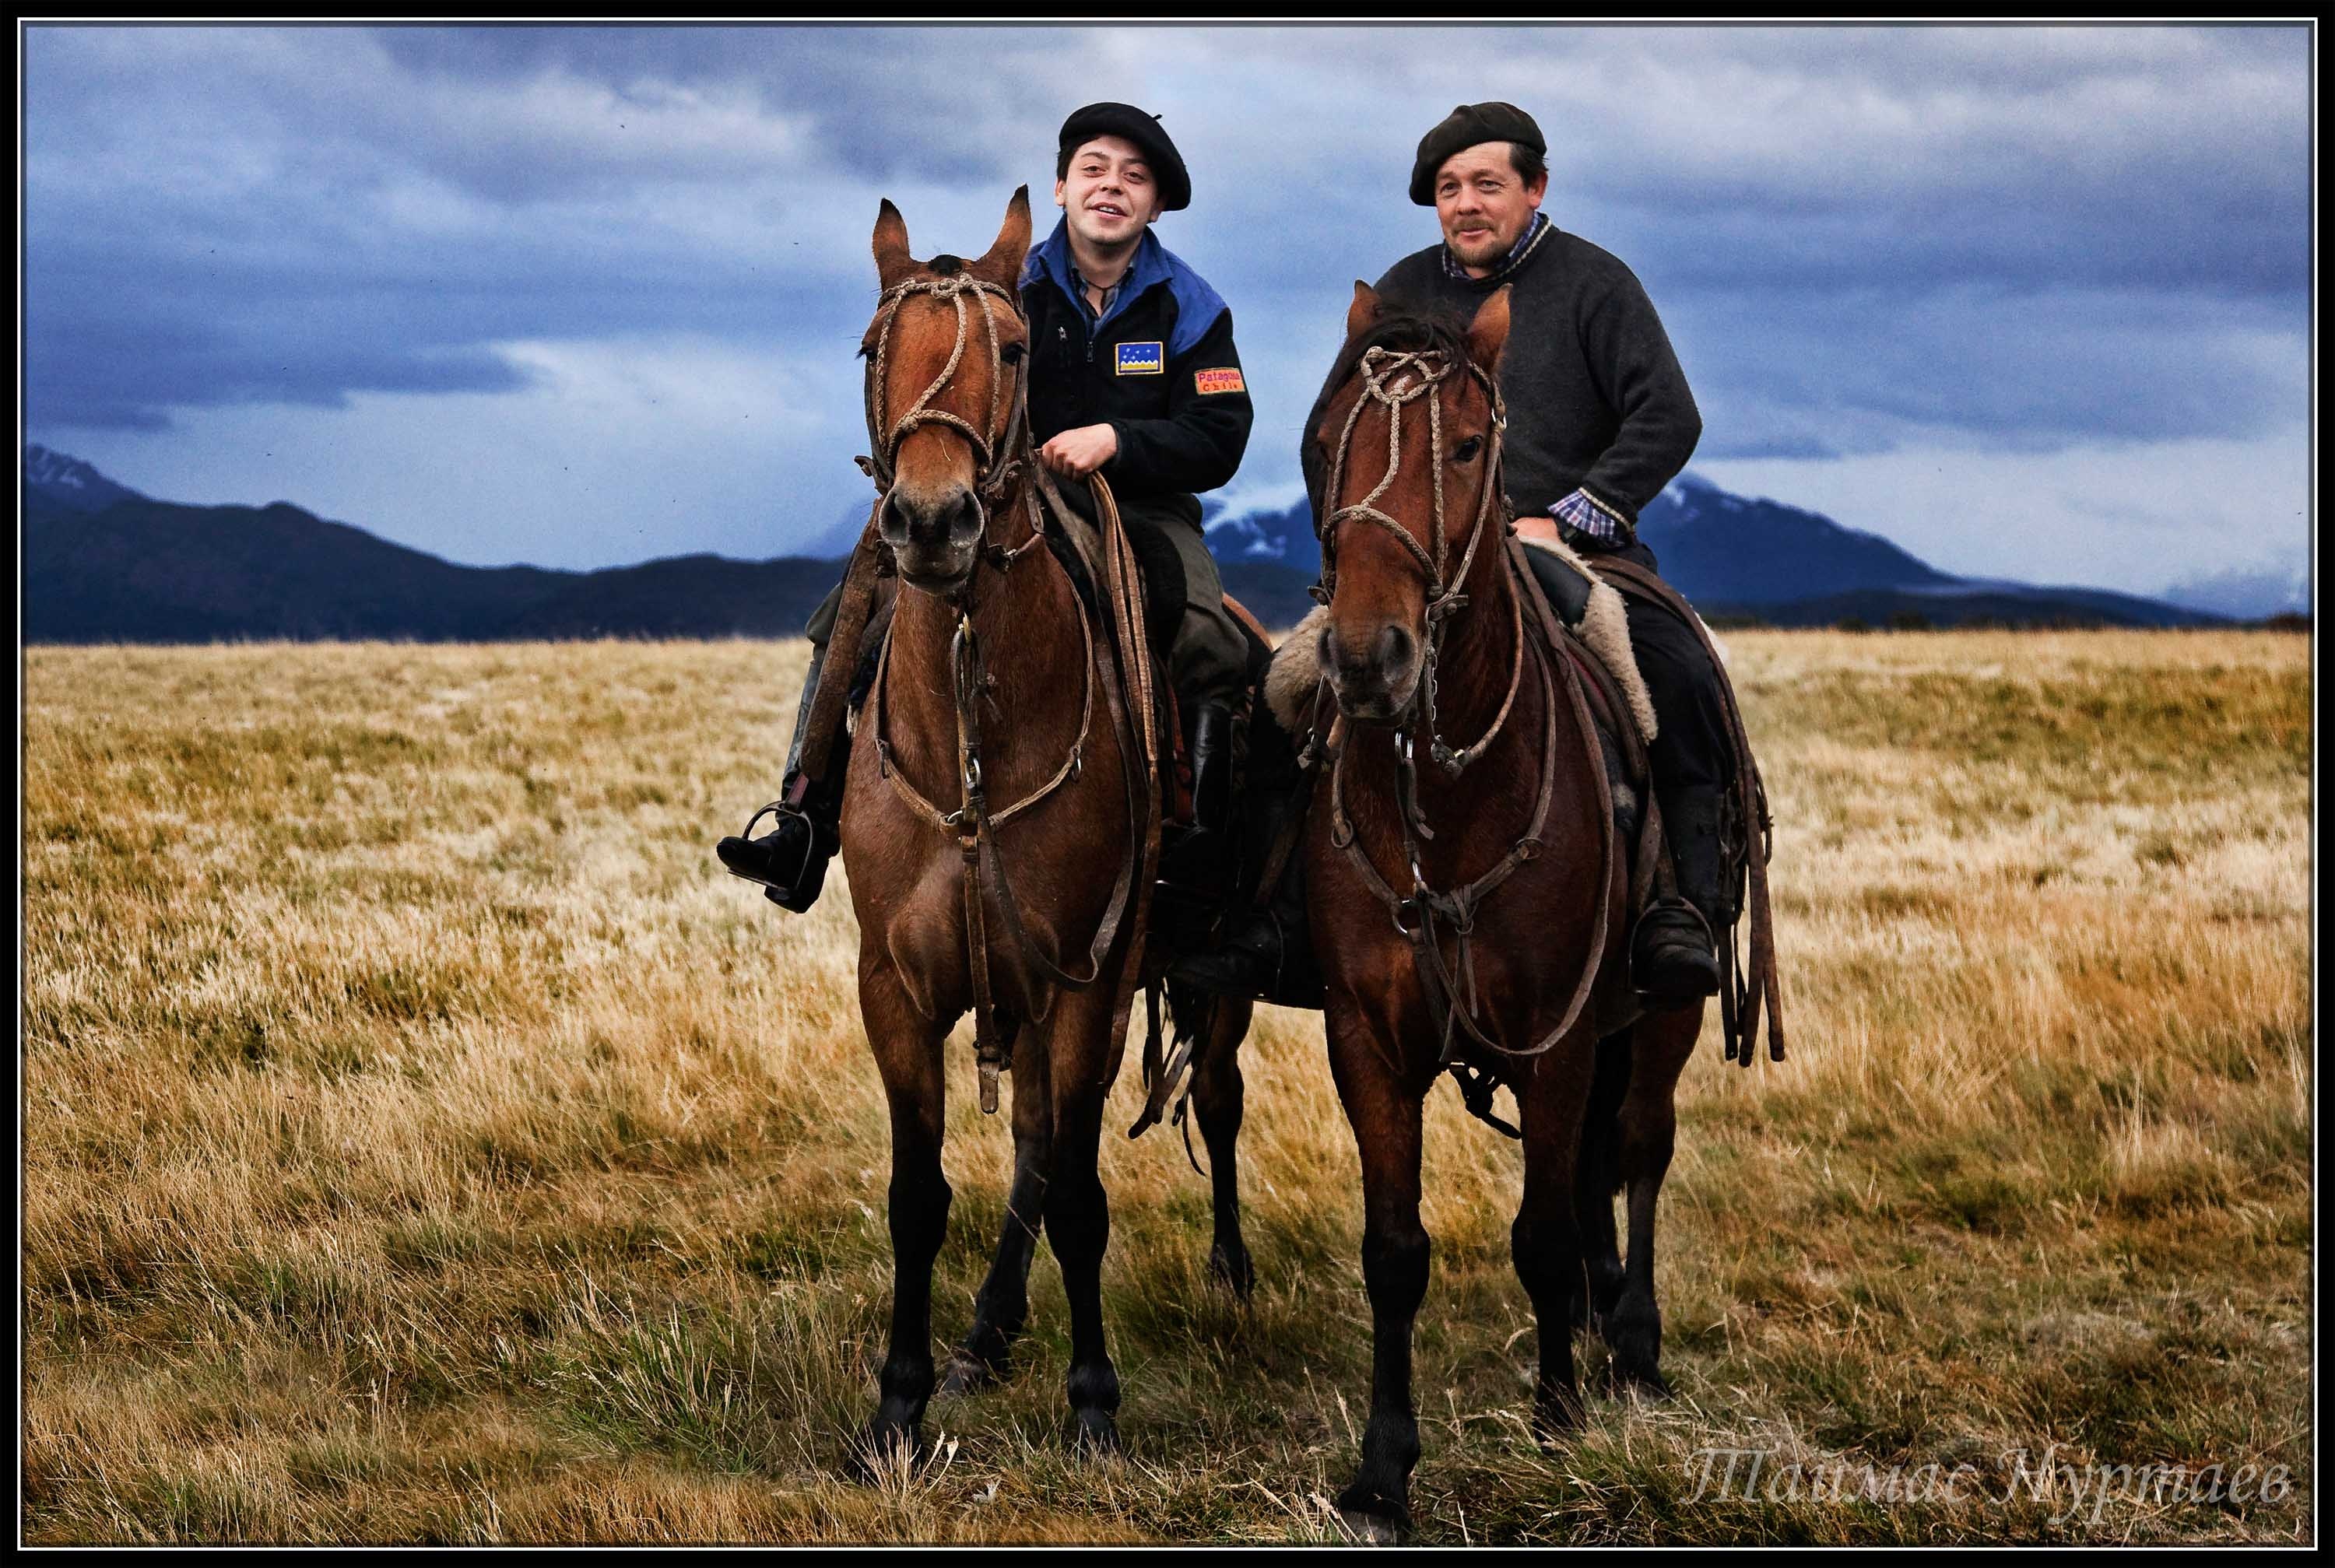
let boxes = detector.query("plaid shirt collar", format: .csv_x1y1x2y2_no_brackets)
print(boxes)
1441,211,1552,284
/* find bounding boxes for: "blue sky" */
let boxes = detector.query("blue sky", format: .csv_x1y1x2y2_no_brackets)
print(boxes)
20,23,2314,600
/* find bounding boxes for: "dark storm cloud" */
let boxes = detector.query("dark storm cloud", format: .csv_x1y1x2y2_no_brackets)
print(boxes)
22,23,2312,475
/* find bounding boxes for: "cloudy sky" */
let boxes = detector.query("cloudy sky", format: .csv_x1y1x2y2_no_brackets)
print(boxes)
20,23,2314,600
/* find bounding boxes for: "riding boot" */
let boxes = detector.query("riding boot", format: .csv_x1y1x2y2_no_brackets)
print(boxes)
1159,699,1238,895
1631,783,1733,1004
1170,699,1322,1005
717,639,847,913
1169,785,1318,1004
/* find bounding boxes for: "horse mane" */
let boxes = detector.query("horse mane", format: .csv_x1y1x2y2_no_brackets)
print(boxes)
1315,307,1478,415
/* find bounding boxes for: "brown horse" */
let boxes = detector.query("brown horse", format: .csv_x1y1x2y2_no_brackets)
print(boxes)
1301,282,1704,1531
837,189,1252,1466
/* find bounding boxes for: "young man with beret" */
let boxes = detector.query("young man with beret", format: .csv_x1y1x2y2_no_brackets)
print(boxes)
1185,101,1736,1006
719,102,1256,912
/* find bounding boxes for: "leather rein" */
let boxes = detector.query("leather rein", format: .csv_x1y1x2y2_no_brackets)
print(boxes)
856,272,1153,1115
1313,346,1619,1104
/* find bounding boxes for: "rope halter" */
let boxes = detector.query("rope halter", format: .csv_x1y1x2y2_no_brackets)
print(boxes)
1315,343,1518,775
859,271,1028,507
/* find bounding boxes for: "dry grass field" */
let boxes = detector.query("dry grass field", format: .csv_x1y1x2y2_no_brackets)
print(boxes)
22,629,2312,1544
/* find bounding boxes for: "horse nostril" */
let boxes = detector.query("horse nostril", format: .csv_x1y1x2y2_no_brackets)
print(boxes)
880,489,911,539
1378,623,1414,676
947,489,983,542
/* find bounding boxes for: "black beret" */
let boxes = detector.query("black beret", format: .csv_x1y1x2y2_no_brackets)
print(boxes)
1409,101,1546,205
1058,102,1191,212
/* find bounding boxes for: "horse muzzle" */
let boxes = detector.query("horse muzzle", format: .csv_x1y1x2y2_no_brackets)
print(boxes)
1318,617,1420,723
879,482,985,591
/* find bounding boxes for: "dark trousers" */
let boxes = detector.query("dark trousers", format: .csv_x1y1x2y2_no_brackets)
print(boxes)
1588,539,1733,793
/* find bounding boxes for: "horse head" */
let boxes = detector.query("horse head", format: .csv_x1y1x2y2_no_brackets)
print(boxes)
862,188,1034,593
1311,281,1512,722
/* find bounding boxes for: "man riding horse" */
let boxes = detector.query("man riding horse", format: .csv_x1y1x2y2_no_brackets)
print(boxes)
719,103,1256,904
1181,100,1738,1008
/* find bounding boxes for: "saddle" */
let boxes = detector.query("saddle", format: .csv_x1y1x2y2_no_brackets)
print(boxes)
1264,544,1654,851
1038,482,1273,828
1263,531,1784,1068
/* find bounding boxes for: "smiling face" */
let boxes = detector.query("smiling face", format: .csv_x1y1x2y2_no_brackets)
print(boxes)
1434,141,1547,276
1054,135,1161,249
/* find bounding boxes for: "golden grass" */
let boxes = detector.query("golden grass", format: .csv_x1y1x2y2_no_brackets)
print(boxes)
22,630,2311,1543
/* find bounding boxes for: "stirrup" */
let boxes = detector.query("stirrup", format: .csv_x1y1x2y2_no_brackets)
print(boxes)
1629,896,1719,1000
717,799,822,892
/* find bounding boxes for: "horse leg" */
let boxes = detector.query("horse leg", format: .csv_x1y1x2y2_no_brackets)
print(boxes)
1041,980,1128,1457
1574,1029,1634,1335
852,975,953,1473
1328,1025,1430,1532
1188,994,1257,1298
1604,1004,1698,1398
1514,1033,1598,1447
941,1024,1052,1395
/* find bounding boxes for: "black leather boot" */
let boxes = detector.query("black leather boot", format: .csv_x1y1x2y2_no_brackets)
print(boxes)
1171,833,1318,1005
1170,699,1322,1005
718,640,845,913
1159,700,1238,894
1631,784,1732,1004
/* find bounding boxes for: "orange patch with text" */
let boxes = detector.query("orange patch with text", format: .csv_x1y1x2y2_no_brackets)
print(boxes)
1193,367,1246,395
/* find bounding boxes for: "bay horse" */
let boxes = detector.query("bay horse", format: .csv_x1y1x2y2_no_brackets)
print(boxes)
1301,282,1704,1531
835,189,1253,1467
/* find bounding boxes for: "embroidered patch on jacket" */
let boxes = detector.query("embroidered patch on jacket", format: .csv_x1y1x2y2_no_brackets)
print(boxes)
1193,367,1246,395
1115,341,1165,375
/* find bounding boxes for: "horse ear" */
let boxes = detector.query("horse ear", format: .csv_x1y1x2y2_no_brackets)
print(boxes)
974,185,1033,284
1466,285,1512,371
1347,280,1381,342
873,198,914,286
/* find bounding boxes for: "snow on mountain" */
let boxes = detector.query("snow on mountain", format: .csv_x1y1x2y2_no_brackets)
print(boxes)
2159,560,2312,621
23,444,147,513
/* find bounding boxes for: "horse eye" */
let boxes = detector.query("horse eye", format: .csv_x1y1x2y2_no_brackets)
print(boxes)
1452,437,1484,462
1000,342,1026,365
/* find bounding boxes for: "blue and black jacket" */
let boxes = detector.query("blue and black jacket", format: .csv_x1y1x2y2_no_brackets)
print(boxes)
1020,219,1254,525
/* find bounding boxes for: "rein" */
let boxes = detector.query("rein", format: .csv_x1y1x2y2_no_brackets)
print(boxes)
858,272,1030,507
1311,345,1619,1116
1316,346,1525,777
855,273,1152,1116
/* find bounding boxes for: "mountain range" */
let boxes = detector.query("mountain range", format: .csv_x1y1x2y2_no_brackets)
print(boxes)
1191,476,2262,630
23,444,2263,644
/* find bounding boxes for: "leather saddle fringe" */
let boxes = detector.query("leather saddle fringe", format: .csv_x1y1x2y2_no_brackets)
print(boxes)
1581,554,1786,1066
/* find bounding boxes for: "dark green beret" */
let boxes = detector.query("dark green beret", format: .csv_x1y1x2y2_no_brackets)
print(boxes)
1409,101,1546,205
1057,102,1191,212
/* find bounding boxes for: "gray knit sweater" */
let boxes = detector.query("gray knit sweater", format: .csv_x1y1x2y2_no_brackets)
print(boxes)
1373,226,1701,525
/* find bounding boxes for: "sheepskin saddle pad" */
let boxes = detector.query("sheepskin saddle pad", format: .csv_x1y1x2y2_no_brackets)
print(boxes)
1265,533,1659,745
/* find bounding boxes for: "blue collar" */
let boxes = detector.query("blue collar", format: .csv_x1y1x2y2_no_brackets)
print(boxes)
1024,218,1227,358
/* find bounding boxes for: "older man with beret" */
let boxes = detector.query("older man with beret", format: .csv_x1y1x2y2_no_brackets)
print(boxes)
1185,101,1735,1007
720,102,1257,913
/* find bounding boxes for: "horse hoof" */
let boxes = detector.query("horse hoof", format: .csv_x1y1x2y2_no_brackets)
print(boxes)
1209,1240,1255,1300
1071,1408,1123,1459
1532,1393,1584,1451
845,1420,922,1483
1606,1359,1673,1401
938,1349,1003,1399
1333,1475,1409,1539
